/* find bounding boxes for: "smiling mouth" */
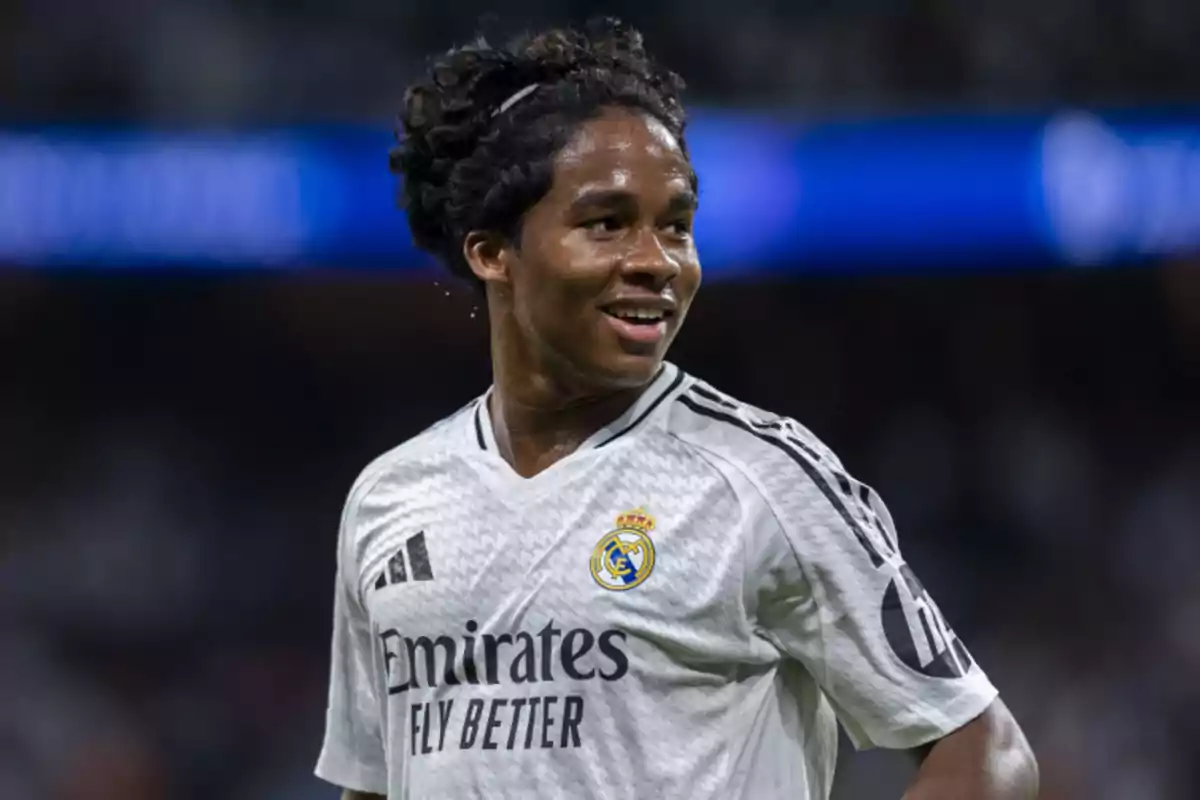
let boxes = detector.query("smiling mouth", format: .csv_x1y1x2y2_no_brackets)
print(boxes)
600,308,674,325
600,308,674,348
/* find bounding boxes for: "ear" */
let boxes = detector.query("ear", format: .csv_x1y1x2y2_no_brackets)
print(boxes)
463,231,512,284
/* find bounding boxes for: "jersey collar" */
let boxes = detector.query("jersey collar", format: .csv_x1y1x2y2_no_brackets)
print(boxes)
472,362,686,456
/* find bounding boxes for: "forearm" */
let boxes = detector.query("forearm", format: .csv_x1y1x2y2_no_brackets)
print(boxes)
903,700,1039,800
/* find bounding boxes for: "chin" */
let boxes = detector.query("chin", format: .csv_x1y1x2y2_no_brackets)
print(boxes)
595,350,666,389
544,332,672,393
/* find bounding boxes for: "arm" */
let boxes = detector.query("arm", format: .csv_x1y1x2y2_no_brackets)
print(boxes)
342,792,386,800
904,698,1038,800
314,478,390,796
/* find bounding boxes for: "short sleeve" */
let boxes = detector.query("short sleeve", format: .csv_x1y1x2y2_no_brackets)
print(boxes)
753,438,998,750
315,486,389,794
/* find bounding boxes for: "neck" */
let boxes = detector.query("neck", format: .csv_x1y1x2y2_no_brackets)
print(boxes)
488,326,653,479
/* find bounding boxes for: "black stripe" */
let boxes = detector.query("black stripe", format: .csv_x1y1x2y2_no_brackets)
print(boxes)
473,400,487,450
685,388,832,468
596,369,686,448
677,394,886,567
387,549,407,584
689,396,883,552
689,383,736,408
873,516,896,553
860,484,897,552
406,531,434,581
684,396,855,509
829,473,895,558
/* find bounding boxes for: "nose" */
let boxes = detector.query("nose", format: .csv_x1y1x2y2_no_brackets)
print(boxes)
620,228,681,289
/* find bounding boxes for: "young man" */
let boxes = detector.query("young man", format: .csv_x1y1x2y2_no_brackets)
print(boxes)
317,18,1038,800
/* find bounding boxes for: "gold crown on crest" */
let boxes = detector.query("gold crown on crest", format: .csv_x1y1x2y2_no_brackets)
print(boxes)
615,508,655,532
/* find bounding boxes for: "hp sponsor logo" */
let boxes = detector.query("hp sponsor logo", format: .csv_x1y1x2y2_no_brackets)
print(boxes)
880,563,974,679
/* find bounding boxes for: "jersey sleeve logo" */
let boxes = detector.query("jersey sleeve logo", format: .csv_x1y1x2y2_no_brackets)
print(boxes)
881,563,974,679
372,531,434,591
590,508,657,591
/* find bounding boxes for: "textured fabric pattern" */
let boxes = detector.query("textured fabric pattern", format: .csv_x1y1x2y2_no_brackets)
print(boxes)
316,364,997,799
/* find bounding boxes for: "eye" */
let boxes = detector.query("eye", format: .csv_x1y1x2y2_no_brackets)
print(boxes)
664,218,693,238
583,216,622,235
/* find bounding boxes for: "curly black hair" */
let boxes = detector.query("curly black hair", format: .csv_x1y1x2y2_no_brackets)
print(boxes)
389,17,691,284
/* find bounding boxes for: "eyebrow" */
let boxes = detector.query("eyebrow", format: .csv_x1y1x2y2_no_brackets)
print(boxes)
666,190,699,213
569,189,635,212
568,188,699,214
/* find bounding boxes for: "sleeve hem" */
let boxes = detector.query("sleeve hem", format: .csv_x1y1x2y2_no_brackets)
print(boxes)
315,749,388,795
848,681,1000,752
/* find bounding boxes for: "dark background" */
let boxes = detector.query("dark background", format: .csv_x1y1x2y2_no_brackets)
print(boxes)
3,1,1200,798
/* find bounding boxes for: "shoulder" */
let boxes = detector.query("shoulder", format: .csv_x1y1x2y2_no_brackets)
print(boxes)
667,378,900,579
669,378,899,565
334,398,481,581
665,378,878,533
343,397,481,519
667,378,845,481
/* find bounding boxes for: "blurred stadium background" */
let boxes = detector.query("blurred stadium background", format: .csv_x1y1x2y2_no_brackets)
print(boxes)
2,1,1199,798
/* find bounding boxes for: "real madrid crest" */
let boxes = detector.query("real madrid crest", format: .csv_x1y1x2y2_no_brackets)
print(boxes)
590,508,657,591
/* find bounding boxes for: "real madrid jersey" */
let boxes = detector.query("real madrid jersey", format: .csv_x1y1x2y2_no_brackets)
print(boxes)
315,363,998,799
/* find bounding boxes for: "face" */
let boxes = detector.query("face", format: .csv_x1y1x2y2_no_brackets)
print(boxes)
473,108,702,391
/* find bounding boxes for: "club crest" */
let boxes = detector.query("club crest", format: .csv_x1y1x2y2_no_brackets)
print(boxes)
590,508,657,591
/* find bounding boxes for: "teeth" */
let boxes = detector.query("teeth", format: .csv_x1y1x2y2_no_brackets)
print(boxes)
609,308,664,321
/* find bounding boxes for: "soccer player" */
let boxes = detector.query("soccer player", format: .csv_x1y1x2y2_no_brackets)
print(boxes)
317,18,1038,800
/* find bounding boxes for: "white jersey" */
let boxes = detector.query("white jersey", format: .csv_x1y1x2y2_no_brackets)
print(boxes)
316,363,997,799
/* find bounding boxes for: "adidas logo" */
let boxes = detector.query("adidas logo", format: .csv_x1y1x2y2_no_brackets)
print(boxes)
374,531,434,589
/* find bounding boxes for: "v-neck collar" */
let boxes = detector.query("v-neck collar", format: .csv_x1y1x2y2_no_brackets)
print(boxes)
470,362,686,481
